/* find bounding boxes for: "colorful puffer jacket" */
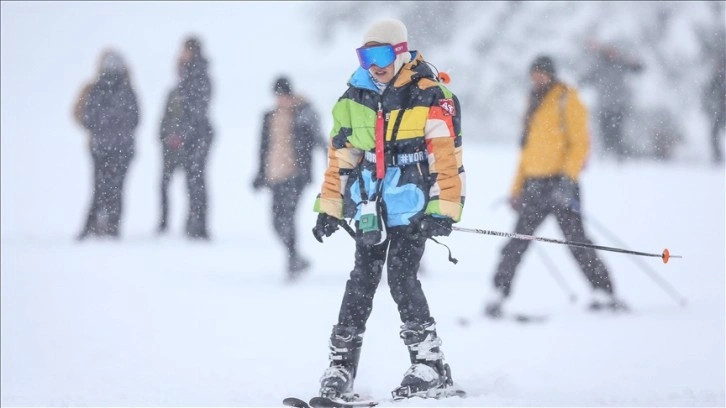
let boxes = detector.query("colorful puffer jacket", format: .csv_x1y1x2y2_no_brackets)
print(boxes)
314,52,465,228
511,82,589,197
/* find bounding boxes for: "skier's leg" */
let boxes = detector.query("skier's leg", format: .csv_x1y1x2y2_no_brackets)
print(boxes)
383,229,460,399
386,229,430,323
336,240,388,329
554,205,627,311
319,240,388,399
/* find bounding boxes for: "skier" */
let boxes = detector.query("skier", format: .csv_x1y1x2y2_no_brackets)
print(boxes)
484,55,628,318
311,18,466,401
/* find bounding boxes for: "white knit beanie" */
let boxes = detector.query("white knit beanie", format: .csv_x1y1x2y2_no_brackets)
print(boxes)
362,18,412,75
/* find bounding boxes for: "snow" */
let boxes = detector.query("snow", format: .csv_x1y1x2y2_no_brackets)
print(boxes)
1,2,724,407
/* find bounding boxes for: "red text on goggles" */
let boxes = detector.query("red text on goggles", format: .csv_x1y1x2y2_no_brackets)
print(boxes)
356,42,408,70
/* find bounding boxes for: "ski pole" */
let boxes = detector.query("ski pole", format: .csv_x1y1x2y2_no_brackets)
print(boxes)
451,226,682,264
582,214,688,307
534,244,578,303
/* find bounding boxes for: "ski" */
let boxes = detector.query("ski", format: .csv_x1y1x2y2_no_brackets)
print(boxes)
309,396,378,407
457,312,548,326
282,396,377,408
283,397,311,408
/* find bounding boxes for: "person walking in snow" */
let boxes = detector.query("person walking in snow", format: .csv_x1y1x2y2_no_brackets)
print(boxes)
580,40,644,161
76,49,139,240
252,76,326,280
701,50,726,164
484,55,628,318
157,36,215,239
311,18,466,402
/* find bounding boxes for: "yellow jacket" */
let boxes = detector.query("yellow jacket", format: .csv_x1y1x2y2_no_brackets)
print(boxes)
511,82,590,196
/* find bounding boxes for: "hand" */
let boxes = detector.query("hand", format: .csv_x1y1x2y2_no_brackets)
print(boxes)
418,215,453,238
552,175,580,212
252,174,266,191
508,196,522,212
313,213,341,243
166,134,183,150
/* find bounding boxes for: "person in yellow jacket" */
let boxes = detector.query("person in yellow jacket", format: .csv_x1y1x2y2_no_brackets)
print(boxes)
485,55,628,318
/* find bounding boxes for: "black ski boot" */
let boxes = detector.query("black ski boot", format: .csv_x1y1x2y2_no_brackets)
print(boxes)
392,320,464,400
318,325,363,401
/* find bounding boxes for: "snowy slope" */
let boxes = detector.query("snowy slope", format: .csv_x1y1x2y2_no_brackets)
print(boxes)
1,2,724,407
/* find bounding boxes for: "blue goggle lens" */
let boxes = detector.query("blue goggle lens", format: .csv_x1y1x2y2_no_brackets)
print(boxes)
356,45,396,70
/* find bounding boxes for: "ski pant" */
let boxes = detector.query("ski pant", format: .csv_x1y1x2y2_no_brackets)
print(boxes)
81,148,133,236
337,228,431,331
493,177,614,297
183,146,210,237
159,147,184,229
269,175,306,260
599,108,626,159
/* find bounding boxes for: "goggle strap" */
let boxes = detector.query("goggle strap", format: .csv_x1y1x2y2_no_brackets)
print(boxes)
392,42,408,55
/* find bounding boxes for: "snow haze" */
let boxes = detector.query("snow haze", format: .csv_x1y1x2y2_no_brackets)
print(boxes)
1,2,724,407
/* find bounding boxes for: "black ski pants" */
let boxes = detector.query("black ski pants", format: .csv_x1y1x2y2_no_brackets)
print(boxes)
337,228,431,331
269,175,306,259
599,108,626,159
493,177,613,297
81,148,133,236
159,147,184,229
183,146,210,237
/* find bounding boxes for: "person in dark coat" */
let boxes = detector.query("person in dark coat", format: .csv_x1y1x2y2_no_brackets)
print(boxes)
76,49,139,240
580,40,643,161
252,76,326,279
159,36,215,239
702,51,726,164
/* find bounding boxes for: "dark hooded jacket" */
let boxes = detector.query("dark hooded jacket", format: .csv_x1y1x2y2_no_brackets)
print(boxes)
176,52,214,157
82,67,139,155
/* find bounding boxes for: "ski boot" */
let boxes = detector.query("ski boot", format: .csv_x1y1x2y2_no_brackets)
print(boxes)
483,290,507,319
391,319,464,400
319,325,363,401
588,288,629,312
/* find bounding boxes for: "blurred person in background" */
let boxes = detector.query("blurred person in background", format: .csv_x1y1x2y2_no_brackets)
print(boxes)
701,47,725,165
484,55,628,319
158,36,214,239
252,76,326,280
311,18,466,402
75,49,139,241
580,39,644,161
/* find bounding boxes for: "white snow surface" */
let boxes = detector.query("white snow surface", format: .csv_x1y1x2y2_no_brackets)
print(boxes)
1,2,724,407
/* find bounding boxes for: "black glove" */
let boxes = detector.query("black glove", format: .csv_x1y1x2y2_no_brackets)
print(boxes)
252,174,266,191
418,215,453,238
552,175,580,212
313,213,341,243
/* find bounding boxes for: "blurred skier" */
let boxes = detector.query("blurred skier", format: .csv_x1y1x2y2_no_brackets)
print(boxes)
76,49,139,240
311,18,466,402
701,49,726,164
484,55,628,318
252,76,326,280
158,36,215,239
580,39,644,161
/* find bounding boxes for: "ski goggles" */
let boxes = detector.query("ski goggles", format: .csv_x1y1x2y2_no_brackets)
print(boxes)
356,42,408,70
